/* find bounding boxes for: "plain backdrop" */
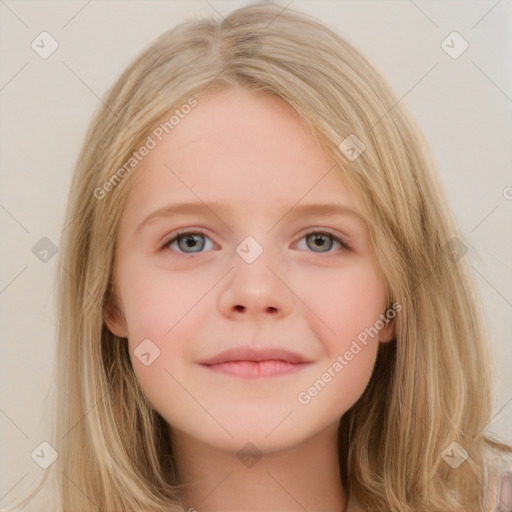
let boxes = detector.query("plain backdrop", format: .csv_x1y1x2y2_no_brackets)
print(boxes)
1,0,511,505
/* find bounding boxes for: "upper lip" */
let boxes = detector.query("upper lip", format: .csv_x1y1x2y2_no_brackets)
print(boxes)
199,347,312,365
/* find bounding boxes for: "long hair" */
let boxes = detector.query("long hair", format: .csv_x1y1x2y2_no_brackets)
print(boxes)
9,2,510,511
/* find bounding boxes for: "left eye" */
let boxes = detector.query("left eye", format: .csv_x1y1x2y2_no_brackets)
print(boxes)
296,232,349,253
161,230,350,255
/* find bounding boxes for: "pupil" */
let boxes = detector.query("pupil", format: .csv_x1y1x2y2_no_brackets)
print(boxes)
178,234,204,252
309,234,332,251
185,236,197,248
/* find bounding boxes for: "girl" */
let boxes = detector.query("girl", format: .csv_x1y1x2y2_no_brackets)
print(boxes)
9,2,511,511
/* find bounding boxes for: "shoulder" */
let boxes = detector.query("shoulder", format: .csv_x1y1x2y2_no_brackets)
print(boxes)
486,448,512,511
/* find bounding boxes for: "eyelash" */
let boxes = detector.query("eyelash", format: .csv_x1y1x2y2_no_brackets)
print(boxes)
159,228,352,259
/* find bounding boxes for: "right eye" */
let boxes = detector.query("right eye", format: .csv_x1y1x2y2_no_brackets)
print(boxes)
161,229,215,256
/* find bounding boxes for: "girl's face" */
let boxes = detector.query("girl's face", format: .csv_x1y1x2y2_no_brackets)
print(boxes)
106,88,394,452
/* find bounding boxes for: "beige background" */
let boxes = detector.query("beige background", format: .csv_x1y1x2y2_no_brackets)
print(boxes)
1,0,511,505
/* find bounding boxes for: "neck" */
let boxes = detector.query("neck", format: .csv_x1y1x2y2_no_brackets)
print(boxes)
170,421,347,512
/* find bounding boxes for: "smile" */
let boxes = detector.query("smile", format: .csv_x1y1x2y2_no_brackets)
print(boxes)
198,346,313,378
201,359,311,378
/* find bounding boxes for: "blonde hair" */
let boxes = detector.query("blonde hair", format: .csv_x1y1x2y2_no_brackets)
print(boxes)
9,2,511,511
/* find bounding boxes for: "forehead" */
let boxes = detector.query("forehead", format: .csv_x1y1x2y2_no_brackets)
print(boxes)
121,88,360,222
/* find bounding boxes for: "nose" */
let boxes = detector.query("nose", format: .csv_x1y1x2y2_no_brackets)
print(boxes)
217,242,294,320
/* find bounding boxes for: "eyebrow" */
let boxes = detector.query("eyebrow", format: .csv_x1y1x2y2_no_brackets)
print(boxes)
135,201,366,234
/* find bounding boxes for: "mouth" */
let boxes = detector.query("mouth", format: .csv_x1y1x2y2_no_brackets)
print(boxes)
198,347,313,378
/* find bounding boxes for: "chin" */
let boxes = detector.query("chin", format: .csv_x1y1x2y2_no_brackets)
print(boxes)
175,407,337,456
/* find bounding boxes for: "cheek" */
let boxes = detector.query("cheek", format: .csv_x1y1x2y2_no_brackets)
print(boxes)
301,344,378,421
117,262,210,393
118,260,207,339
292,262,387,416
292,260,387,355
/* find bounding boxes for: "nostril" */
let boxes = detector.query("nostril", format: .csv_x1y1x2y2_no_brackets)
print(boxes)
232,305,278,313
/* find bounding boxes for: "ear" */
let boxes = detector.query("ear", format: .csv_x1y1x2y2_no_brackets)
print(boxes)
378,318,395,344
104,295,129,338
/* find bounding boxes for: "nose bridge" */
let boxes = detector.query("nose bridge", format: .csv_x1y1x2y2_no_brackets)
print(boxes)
234,233,281,294
218,234,293,317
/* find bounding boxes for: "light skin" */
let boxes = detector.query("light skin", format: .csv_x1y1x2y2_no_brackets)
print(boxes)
105,87,394,511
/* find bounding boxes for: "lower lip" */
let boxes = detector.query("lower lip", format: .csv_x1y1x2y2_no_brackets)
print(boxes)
201,360,310,378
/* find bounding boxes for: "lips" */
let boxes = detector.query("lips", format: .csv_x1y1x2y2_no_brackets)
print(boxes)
198,347,312,378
